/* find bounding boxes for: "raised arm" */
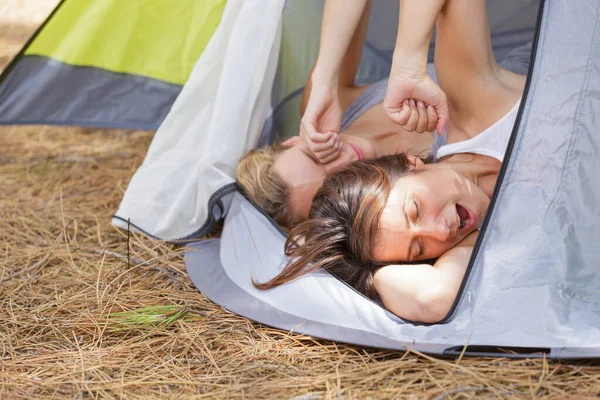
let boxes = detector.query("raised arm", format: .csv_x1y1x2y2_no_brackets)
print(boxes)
384,0,449,135
310,0,370,89
300,0,370,164
373,232,476,323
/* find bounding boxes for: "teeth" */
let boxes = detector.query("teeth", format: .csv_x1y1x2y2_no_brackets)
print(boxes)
456,205,469,230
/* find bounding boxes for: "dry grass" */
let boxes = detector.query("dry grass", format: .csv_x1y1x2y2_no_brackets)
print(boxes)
1,1,600,399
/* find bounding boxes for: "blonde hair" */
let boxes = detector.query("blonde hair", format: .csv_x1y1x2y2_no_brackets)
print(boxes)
236,144,298,228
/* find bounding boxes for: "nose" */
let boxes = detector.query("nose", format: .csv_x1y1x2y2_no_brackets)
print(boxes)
414,216,450,241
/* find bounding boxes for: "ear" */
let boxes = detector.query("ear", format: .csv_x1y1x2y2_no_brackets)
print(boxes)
406,155,425,172
281,136,301,147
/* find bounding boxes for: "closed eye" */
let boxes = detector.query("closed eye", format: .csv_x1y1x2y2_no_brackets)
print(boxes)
414,200,421,220
414,200,423,257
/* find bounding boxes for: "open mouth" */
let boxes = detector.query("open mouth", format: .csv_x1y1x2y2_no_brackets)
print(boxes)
456,204,475,233
349,143,364,160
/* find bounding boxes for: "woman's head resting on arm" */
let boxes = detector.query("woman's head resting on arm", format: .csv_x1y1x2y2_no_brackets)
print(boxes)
373,157,489,262
253,153,489,297
236,135,368,228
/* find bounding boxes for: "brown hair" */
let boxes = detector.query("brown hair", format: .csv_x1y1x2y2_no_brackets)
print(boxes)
254,153,421,298
236,144,299,228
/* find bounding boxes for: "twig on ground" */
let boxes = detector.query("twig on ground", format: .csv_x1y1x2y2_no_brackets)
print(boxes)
0,251,52,283
91,249,186,276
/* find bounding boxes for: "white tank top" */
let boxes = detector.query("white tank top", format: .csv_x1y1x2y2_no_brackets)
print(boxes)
437,98,521,162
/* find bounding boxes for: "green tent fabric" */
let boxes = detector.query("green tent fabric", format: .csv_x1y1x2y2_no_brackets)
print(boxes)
0,0,226,130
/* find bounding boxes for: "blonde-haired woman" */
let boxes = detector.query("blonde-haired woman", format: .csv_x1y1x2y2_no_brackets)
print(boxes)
236,0,441,228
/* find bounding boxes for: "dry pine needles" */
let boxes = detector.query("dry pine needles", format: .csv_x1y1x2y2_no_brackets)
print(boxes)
1,1,600,398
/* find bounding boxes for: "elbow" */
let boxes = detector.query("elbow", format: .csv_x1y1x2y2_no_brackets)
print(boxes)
412,286,455,324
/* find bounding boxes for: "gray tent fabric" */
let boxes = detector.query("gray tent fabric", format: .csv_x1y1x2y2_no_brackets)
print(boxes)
0,56,180,131
185,0,600,358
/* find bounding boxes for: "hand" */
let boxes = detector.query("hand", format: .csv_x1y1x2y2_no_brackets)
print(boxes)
384,70,448,135
300,84,343,164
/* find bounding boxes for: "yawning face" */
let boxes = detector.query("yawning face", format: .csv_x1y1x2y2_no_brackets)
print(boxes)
372,164,490,262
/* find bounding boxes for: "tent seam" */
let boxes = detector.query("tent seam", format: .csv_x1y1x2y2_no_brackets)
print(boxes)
543,0,600,217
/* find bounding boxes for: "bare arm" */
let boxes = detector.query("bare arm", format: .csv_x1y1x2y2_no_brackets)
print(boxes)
384,0,449,134
310,0,370,88
373,231,477,323
299,0,370,164
393,0,446,70
434,0,526,135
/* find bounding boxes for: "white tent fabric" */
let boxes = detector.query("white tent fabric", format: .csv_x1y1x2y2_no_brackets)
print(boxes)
113,0,284,239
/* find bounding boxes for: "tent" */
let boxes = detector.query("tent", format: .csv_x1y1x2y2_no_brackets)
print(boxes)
3,0,600,358
0,0,226,130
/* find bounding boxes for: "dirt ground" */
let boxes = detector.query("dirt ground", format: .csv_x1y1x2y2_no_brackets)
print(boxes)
1,1,600,399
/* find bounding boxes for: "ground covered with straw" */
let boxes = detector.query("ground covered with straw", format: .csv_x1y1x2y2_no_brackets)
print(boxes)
2,1,600,399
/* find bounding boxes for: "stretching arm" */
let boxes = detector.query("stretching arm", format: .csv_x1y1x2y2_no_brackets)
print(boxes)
300,0,370,164
310,0,370,87
392,0,446,72
384,0,449,135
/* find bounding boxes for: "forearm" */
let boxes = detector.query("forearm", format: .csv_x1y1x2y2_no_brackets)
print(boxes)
392,0,447,74
311,0,370,86
373,244,472,323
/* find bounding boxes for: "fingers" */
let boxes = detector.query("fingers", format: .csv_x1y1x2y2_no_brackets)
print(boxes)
314,136,341,163
388,99,441,134
396,101,413,126
415,101,428,133
436,113,448,136
386,99,429,133
299,121,341,163
434,93,449,135
316,144,342,164
426,105,438,133
404,100,419,132
307,131,337,153
383,97,412,126
301,121,335,144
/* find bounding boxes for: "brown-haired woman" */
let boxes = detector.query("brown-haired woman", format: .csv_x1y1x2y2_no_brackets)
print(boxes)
255,0,526,323
236,0,439,228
